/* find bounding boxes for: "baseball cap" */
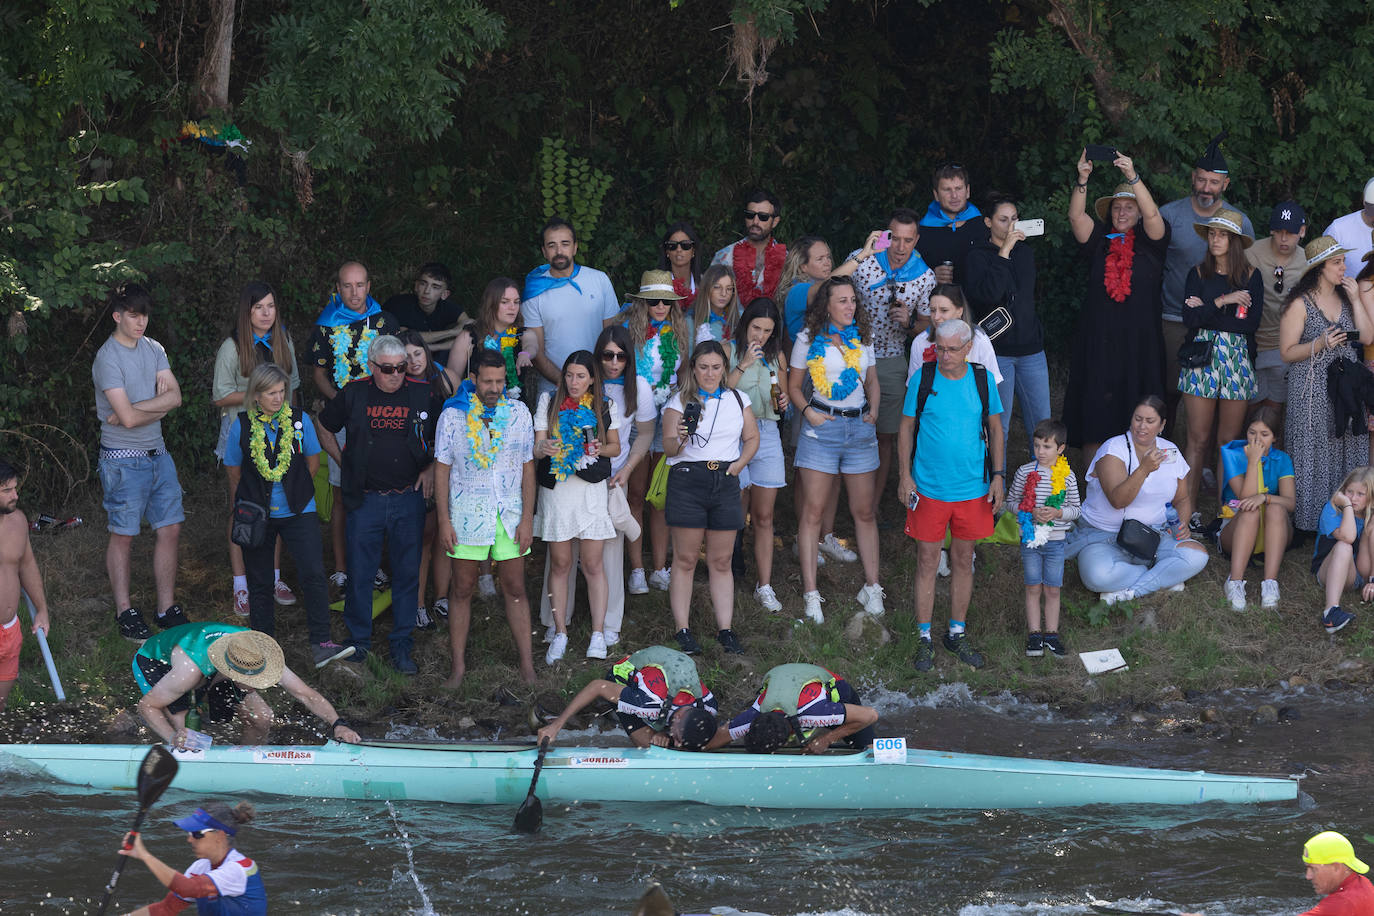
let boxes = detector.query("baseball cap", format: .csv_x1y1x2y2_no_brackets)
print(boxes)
1364,178,1374,205
1270,201,1306,233
1302,831,1369,873
173,806,238,836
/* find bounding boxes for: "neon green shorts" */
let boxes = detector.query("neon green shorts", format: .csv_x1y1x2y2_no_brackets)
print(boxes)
449,522,530,562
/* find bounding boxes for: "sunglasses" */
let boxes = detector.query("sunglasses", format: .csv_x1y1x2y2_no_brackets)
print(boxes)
599,350,627,362
189,829,218,839
663,241,695,251
743,210,776,222
372,362,407,375
1273,265,1285,294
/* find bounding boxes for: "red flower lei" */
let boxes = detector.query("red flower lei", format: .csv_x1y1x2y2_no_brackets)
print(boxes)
672,274,694,309
1018,469,1041,513
733,238,787,304
1103,228,1135,303
922,344,936,363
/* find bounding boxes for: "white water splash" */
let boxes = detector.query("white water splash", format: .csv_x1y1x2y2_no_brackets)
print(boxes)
386,800,436,915
858,682,1059,722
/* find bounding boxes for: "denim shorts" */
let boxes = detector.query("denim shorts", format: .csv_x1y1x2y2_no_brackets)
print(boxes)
795,413,879,475
1021,538,1066,587
98,452,185,536
213,412,235,462
740,419,785,489
665,462,744,530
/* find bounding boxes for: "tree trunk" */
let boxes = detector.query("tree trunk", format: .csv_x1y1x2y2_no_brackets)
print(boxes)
1045,0,1131,128
195,0,235,114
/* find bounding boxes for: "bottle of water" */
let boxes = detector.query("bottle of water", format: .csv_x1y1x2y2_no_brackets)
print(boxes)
1164,502,1181,540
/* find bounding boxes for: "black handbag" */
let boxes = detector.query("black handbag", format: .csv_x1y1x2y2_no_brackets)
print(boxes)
230,499,268,548
978,305,1014,342
1116,518,1160,564
1177,329,1214,369
536,454,612,489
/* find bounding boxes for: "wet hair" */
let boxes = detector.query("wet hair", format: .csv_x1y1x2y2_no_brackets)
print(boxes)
674,707,718,751
889,207,921,228
416,262,451,287
232,281,295,379
733,297,783,368
541,216,576,245
109,282,152,318
243,363,291,416
744,710,791,754
1033,418,1068,447
803,276,870,343
201,801,256,833
594,325,639,417
744,188,781,213
469,347,507,376
397,329,453,399
0,458,17,489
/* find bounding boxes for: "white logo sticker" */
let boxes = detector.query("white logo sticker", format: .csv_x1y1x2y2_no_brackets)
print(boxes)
568,755,630,768
252,749,316,764
873,737,907,764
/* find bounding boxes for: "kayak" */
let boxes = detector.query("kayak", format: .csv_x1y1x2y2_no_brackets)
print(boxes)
0,740,1299,810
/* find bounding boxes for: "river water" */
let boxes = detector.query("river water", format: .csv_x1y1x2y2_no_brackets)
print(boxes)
2,682,1370,915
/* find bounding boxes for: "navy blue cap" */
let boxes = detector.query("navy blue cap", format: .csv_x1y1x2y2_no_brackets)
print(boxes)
173,807,236,836
1270,201,1306,232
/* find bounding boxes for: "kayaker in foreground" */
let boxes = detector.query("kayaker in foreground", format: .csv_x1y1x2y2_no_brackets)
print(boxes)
118,800,266,915
133,623,361,747
706,662,878,753
1181,831,1374,916
536,645,719,750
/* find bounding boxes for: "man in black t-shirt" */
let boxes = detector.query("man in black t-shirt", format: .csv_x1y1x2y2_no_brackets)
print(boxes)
915,163,989,286
318,335,440,676
384,262,465,349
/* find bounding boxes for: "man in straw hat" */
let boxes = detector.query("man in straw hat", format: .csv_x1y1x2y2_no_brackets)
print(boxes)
1182,831,1374,915
132,622,361,748
1323,177,1374,277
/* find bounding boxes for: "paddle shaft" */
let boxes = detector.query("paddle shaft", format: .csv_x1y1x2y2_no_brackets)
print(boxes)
95,807,149,916
523,738,550,800
22,588,64,700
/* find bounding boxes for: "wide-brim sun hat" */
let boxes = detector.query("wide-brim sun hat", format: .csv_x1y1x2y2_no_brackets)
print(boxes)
1302,831,1369,874
630,269,685,301
1094,184,1138,222
1193,208,1254,248
207,629,285,690
1302,235,1351,274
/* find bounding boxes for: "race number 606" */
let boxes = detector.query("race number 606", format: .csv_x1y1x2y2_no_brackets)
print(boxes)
873,737,907,763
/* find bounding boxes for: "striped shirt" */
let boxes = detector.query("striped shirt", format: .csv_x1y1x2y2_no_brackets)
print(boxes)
1005,459,1082,541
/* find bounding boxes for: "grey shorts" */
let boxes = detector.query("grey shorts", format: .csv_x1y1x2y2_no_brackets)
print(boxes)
1252,349,1288,403
327,426,347,487
875,355,909,435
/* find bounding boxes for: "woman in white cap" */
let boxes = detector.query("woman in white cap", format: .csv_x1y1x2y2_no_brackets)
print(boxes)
1178,207,1264,518
1279,236,1372,530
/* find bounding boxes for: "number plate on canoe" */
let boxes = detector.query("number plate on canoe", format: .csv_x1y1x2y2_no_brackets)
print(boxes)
873,737,907,763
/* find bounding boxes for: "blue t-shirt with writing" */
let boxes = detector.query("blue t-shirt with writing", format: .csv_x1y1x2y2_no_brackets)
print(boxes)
903,364,1003,502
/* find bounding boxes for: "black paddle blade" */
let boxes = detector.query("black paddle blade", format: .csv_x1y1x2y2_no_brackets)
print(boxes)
513,738,550,834
137,745,179,807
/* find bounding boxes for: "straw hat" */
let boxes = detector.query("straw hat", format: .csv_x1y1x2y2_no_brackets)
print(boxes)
207,629,285,689
1303,235,1351,273
630,269,685,301
1094,184,1138,222
1192,208,1253,248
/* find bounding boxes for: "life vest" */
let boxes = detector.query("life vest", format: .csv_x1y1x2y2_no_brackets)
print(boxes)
612,646,704,729
758,663,840,717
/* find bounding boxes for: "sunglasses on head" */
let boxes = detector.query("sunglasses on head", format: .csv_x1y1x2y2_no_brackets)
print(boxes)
599,350,627,362
743,210,776,222
1273,265,1285,294
373,362,406,375
189,829,218,839
663,240,695,251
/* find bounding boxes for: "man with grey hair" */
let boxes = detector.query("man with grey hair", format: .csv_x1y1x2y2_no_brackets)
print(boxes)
318,334,440,675
897,318,1004,673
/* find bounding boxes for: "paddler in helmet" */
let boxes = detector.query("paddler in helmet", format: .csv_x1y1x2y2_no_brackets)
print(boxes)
536,645,719,750
132,622,361,748
705,662,878,753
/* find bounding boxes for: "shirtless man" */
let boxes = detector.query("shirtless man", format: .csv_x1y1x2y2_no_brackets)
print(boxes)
0,458,52,711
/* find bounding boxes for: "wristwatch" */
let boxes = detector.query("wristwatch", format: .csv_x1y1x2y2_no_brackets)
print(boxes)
992,469,1006,477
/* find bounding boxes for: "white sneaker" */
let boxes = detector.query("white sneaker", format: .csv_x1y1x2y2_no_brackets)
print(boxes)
544,632,568,665
586,631,607,659
792,541,825,566
802,590,826,624
1224,579,1247,612
856,583,886,617
648,567,671,591
819,533,858,562
330,571,348,590
937,550,951,577
543,623,557,644
628,568,649,595
233,588,250,617
604,629,620,647
755,583,783,612
1261,578,1280,609
1168,582,1186,593
477,574,497,598
1100,589,1136,606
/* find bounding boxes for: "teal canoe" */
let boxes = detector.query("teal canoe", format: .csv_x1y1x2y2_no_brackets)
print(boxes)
0,740,1299,810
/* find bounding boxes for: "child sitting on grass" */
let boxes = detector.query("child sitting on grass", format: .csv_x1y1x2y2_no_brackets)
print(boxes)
1005,419,1082,658
1312,466,1374,634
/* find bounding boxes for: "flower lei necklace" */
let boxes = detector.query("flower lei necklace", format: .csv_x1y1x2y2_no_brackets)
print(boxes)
330,324,378,390
636,319,679,407
551,392,597,481
249,404,302,483
1017,455,1071,548
807,322,864,401
733,238,785,304
1103,228,1136,303
483,325,523,398
465,398,512,470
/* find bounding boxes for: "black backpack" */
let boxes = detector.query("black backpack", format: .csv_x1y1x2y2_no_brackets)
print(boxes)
909,360,992,483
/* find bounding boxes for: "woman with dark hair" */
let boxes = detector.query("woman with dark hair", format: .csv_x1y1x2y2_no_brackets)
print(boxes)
658,221,702,304
663,340,759,654
725,298,790,611
787,276,885,624
399,329,456,625
532,350,621,663
1064,149,1169,461
1216,404,1295,610
212,281,301,617
446,277,536,395
1280,236,1372,529
118,800,266,915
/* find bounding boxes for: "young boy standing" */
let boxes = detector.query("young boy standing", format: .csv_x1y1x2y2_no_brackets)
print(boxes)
1005,419,1081,658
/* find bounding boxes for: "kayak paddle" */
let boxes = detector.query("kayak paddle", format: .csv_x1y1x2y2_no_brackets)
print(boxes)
95,745,179,915
1090,904,1182,916
22,588,64,700
513,737,550,833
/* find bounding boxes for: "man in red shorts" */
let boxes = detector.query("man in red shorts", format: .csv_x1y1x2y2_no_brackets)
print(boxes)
0,458,53,710
1183,831,1374,916
897,318,1003,673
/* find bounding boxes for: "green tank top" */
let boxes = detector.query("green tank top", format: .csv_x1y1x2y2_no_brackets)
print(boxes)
759,663,837,717
136,622,248,678
614,646,702,700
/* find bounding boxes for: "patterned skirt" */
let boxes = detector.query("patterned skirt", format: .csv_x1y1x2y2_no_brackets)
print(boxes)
1178,330,1258,401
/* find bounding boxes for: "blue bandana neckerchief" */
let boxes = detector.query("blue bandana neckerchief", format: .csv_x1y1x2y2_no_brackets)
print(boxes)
316,294,382,328
698,387,723,400
603,377,626,386
867,250,932,291
1106,232,1126,240
523,264,583,300
253,332,272,348
443,378,477,414
919,200,982,230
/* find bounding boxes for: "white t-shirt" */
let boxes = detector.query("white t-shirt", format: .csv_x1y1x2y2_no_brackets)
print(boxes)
1080,434,1189,530
521,266,620,382
1324,210,1374,278
533,392,622,472
603,377,655,475
906,328,1005,385
789,330,876,410
664,389,752,465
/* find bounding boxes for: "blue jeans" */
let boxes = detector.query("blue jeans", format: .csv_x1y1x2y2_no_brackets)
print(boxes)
1021,538,1066,587
1065,521,1209,596
995,351,1052,452
345,488,425,654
